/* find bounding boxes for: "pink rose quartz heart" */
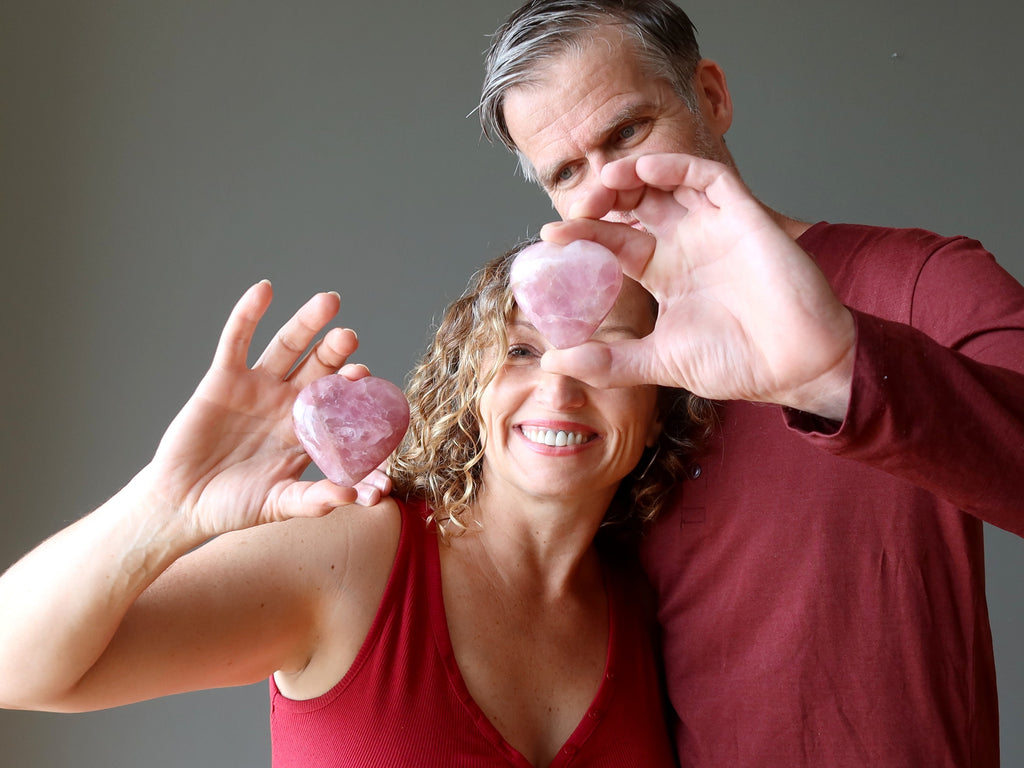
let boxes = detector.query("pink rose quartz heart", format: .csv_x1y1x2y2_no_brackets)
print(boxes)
292,375,410,487
510,240,623,349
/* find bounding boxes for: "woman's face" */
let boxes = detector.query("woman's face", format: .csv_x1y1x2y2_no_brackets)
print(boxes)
476,278,661,505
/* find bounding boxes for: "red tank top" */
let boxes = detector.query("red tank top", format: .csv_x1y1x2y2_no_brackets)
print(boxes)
269,498,676,767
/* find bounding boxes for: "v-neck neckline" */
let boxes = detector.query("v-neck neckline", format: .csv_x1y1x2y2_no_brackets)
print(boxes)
424,528,619,767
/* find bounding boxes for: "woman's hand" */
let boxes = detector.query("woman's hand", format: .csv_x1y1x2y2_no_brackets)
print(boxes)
145,280,369,540
0,281,397,712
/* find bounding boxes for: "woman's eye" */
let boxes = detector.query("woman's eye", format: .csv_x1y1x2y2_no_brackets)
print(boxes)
507,344,538,360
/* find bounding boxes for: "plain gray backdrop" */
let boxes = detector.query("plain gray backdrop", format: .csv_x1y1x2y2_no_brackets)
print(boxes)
1,1,1021,765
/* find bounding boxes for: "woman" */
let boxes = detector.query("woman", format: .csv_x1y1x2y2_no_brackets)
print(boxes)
0,245,711,766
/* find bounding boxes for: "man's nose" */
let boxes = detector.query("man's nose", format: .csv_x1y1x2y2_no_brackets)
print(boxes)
566,176,617,221
566,158,643,222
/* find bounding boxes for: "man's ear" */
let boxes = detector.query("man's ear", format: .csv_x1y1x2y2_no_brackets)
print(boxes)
695,59,733,135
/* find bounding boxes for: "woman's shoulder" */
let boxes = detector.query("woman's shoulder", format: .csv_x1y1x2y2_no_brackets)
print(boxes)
267,498,406,699
211,498,404,618
274,497,404,569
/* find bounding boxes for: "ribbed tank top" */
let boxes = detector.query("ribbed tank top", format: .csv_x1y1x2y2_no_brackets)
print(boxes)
270,498,676,767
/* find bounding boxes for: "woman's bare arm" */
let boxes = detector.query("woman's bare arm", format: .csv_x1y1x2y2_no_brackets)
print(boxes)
0,282,393,711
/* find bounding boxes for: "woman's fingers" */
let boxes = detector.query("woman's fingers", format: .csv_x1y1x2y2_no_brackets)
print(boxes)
254,291,342,379
278,479,360,518
286,329,362,388
212,283,367,391
349,465,394,507
212,280,275,372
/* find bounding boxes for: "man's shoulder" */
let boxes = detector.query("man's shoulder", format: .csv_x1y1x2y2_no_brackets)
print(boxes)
798,221,965,257
798,221,977,312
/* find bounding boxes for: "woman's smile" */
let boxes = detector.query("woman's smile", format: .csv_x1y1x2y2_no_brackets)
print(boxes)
517,423,596,449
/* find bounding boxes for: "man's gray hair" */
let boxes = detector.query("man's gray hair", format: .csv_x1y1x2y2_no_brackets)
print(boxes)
479,0,703,167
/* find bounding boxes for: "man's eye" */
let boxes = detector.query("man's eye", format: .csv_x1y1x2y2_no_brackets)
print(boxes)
556,165,575,183
619,124,637,140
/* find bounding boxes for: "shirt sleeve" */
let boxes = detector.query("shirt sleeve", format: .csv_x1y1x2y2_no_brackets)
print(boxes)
785,234,1024,534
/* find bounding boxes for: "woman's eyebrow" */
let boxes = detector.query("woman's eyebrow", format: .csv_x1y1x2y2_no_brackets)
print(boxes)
593,323,646,340
509,318,538,332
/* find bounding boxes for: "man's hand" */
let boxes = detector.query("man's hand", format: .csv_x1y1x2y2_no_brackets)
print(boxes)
540,153,856,421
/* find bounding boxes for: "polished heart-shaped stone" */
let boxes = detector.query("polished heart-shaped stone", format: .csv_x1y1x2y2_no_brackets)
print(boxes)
292,374,410,487
510,240,623,349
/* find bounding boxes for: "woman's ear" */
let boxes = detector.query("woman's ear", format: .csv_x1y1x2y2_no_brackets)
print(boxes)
645,416,664,449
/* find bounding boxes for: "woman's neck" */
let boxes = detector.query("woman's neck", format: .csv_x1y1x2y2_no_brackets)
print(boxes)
449,486,610,600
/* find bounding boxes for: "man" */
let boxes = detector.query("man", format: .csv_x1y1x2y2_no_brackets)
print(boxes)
480,1,1024,766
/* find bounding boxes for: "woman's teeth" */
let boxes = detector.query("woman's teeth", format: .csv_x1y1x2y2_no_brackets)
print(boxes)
521,427,590,447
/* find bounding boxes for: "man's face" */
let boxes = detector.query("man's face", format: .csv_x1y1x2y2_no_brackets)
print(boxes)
503,25,728,223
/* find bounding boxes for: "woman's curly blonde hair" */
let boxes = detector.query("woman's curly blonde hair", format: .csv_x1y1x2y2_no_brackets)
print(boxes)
389,241,715,540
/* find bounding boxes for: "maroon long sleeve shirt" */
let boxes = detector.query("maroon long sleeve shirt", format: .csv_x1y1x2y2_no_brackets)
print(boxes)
645,222,1024,767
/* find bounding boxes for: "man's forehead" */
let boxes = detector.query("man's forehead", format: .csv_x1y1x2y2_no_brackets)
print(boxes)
504,78,660,175
503,35,655,131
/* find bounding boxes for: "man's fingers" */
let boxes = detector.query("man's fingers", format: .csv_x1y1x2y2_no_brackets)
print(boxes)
541,337,662,390
604,153,714,190
600,153,747,207
631,186,698,239
566,183,621,221
632,153,752,208
540,219,656,282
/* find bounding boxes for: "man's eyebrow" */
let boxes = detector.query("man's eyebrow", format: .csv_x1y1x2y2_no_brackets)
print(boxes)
537,102,659,189
597,102,656,139
537,157,570,190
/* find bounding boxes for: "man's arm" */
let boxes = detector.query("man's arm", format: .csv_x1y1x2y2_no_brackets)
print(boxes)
540,153,1024,525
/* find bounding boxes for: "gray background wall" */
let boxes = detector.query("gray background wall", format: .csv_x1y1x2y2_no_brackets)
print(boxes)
1,1,1020,765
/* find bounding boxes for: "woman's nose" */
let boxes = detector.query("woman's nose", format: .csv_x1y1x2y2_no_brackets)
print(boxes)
535,370,586,410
